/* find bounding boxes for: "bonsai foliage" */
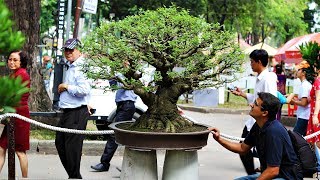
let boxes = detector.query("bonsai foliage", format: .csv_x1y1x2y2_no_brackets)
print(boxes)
0,0,28,114
0,0,25,55
299,41,320,83
0,76,29,114
83,7,244,132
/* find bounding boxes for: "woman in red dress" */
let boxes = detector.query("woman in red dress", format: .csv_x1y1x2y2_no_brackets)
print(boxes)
306,69,320,148
0,51,30,178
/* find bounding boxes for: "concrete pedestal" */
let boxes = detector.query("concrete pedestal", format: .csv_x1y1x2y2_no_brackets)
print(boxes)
120,147,158,180
162,150,198,180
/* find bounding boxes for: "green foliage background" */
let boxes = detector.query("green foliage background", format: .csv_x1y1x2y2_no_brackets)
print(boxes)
0,0,25,55
40,0,312,47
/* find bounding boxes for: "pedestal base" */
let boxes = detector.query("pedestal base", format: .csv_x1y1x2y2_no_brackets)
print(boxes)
162,150,198,180
120,147,158,180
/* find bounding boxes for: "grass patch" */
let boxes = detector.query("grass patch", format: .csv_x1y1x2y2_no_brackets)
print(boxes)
219,90,250,109
30,128,55,140
31,121,99,140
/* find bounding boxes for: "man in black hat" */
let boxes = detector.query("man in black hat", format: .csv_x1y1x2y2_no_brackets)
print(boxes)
55,38,91,179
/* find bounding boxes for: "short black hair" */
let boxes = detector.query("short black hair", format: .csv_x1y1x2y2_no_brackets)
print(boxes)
257,92,280,121
7,50,29,68
249,49,269,67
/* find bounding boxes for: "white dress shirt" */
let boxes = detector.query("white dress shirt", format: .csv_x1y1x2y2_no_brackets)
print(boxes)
245,69,278,130
59,56,91,109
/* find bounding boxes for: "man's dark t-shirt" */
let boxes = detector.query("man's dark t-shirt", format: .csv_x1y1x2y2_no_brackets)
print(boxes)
244,120,302,179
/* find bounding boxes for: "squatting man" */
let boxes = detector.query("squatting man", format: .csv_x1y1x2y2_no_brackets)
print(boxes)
208,92,302,179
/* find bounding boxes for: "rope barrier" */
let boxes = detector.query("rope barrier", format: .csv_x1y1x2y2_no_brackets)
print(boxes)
0,113,114,135
220,133,244,142
0,113,319,141
221,130,318,142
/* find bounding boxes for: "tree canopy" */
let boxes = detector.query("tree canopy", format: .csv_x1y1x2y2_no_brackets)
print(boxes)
206,0,309,46
83,7,244,132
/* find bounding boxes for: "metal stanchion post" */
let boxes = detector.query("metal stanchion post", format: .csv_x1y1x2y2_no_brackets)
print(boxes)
7,118,15,179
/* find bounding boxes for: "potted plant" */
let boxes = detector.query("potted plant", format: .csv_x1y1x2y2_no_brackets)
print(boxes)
83,7,244,180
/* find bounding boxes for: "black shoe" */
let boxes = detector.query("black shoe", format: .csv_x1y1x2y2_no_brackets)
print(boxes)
91,163,110,172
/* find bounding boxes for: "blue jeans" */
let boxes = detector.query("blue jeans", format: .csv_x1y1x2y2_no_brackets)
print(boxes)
293,118,308,136
234,173,285,180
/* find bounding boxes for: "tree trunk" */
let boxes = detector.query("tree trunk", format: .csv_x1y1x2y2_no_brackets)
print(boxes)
133,84,192,133
4,0,52,113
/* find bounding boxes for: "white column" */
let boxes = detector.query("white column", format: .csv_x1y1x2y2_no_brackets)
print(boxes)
120,147,158,180
162,150,198,180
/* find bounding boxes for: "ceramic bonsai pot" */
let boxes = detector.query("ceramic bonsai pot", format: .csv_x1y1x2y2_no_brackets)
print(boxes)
109,121,211,150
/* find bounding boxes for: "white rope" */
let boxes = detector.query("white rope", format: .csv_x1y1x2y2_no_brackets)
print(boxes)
304,130,320,140
218,130,319,142
0,113,114,135
220,133,244,142
1,113,319,140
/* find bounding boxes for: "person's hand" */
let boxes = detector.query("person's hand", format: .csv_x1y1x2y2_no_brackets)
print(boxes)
230,87,244,97
313,114,319,126
58,83,68,93
87,105,93,115
208,127,220,141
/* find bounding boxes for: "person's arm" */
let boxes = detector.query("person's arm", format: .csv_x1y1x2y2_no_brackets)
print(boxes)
257,166,279,180
285,93,295,104
58,71,91,96
312,89,320,125
291,97,308,107
208,127,251,155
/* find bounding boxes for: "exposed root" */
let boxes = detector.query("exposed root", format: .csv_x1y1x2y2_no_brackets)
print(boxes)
132,113,193,133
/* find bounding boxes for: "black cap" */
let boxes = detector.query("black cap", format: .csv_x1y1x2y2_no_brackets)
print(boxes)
62,38,82,50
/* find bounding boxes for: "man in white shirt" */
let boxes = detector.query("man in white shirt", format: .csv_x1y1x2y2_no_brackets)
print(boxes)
292,60,312,136
56,38,91,179
230,49,277,175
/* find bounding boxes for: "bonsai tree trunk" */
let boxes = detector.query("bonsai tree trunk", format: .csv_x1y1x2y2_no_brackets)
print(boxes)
133,82,193,133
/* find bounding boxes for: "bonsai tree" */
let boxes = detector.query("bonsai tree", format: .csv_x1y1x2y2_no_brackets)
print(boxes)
83,7,244,133
0,0,29,114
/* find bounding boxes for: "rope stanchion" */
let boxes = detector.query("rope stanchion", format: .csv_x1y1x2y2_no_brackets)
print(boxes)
0,113,114,135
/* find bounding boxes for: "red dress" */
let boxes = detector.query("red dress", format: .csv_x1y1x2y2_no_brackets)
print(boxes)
306,77,320,143
0,68,31,151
